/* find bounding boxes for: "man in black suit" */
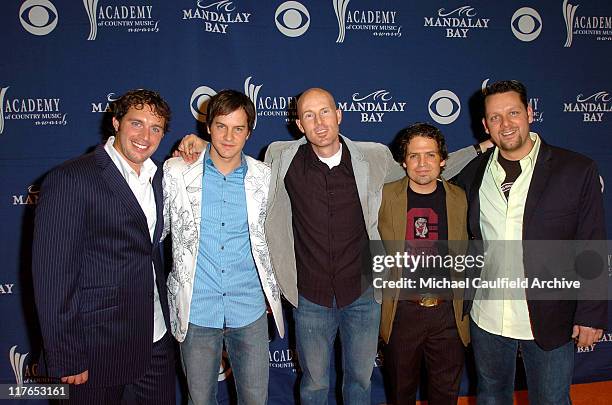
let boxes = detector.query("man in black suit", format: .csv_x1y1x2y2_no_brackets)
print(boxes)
455,80,607,405
32,89,175,404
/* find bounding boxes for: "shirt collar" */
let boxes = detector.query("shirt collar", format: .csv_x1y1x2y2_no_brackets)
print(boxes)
489,132,541,174
304,138,351,170
104,136,157,181
204,144,248,177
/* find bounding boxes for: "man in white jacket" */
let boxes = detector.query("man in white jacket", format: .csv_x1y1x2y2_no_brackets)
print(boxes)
162,90,284,405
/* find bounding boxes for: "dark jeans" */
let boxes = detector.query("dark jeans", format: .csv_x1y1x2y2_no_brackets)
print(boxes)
294,288,380,405
471,319,574,405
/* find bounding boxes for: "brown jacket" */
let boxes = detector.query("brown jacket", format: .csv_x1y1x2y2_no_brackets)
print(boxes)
378,176,470,346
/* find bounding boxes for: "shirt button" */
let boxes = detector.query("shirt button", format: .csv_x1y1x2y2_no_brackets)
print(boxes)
221,222,225,226
221,246,224,250
221,270,225,273
222,293,226,296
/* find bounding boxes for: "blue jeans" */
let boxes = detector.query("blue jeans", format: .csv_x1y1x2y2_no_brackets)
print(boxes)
294,289,381,405
470,320,574,405
180,312,269,405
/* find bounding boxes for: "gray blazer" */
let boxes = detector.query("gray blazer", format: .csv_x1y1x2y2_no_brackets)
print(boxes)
264,134,477,307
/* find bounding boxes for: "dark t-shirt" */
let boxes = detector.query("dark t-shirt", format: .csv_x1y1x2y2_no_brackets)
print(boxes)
405,182,449,296
406,183,448,242
497,154,522,199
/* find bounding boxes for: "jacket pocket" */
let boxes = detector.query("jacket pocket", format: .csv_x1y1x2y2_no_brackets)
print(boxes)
80,285,118,313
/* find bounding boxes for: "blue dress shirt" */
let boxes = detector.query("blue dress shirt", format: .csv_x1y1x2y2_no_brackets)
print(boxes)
189,147,266,328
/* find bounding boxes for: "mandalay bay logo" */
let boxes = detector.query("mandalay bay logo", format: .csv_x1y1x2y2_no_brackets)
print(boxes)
83,0,159,41
424,5,490,38
91,92,119,113
563,0,612,47
182,0,252,34
334,0,402,43
563,91,611,122
338,90,407,123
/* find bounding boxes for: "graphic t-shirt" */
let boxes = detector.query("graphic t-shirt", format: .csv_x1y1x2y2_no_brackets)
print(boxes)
405,183,450,296
497,154,522,199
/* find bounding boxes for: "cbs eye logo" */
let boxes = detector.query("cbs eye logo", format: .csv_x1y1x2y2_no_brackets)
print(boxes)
428,90,461,125
19,0,58,36
190,86,217,123
275,1,310,37
511,7,542,42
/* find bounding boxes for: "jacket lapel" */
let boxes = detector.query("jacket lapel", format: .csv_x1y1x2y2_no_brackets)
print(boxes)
267,138,304,210
181,153,205,228
152,165,163,246
344,136,370,224
523,142,552,238
445,180,465,241
391,176,409,240
470,150,492,240
95,145,149,239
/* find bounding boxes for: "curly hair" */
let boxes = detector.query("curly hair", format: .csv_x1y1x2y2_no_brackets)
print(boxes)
396,122,448,164
112,89,171,132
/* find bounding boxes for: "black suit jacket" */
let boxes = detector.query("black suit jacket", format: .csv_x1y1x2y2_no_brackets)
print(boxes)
32,144,170,387
454,140,607,350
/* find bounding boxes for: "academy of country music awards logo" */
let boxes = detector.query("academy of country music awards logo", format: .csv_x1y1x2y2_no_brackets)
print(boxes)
423,5,490,39
182,0,252,35
334,0,402,43
563,91,611,122
9,345,44,384
19,0,58,36
83,0,159,41
481,79,544,123
91,92,119,113
511,6,542,42
190,77,300,126
0,86,68,136
269,347,299,372
337,90,407,123
563,0,612,47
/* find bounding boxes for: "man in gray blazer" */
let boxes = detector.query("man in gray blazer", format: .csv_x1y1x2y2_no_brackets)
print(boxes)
263,88,479,404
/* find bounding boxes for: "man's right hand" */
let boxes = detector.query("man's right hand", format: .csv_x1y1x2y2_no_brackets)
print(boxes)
61,370,88,385
174,134,207,164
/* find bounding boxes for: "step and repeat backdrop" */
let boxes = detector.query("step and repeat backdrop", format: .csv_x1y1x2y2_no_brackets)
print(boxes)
1,0,611,403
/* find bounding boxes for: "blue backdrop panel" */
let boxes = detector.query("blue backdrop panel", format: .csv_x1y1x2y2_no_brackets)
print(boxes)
1,1,611,403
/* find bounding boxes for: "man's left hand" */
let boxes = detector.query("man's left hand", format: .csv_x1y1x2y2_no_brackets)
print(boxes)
572,325,603,347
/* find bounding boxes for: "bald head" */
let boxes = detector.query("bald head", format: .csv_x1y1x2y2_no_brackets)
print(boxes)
295,87,342,158
297,88,336,115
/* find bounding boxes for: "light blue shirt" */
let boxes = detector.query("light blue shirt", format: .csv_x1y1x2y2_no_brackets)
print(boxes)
189,146,266,328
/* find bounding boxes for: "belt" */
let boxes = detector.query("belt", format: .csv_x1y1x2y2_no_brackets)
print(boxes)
407,296,446,307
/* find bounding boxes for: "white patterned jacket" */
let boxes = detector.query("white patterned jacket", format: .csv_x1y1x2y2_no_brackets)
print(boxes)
162,153,284,342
